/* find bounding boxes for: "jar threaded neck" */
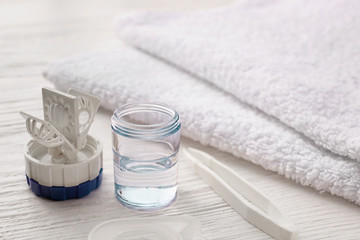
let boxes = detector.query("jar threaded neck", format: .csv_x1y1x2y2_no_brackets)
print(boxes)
111,103,181,139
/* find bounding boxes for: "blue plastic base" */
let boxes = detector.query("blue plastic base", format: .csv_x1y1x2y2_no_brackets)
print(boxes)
26,168,103,201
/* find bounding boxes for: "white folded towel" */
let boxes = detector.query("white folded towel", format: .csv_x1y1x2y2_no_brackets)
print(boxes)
117,0,360,162
44,48,360,204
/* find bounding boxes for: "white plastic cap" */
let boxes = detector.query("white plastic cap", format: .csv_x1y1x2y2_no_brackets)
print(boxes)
88,216,201,240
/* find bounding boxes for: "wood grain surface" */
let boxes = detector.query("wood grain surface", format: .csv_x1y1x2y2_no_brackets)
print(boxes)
0,1,359,239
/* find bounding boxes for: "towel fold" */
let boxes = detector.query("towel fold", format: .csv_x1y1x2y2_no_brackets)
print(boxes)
117,0,360,162
44,48,360,204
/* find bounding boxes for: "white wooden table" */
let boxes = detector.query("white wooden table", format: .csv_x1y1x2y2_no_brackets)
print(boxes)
1,1,359,239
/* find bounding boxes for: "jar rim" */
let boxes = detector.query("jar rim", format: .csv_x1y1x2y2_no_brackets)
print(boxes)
111,103,181,138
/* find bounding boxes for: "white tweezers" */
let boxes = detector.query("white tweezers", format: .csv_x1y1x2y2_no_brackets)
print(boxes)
183,148,298,240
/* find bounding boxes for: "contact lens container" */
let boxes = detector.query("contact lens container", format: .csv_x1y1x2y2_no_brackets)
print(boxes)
111,103,181,210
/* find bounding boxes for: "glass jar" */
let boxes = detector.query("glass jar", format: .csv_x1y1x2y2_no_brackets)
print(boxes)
111,103,181,210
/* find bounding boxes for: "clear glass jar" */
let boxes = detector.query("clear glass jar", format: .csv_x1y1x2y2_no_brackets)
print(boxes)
111,103,181,210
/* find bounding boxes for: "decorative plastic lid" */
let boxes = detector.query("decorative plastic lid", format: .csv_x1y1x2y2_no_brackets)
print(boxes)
20,87,103,200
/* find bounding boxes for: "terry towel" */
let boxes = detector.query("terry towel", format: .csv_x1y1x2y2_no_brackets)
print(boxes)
45,48,360,204
44,0,360,204
117,0,360,161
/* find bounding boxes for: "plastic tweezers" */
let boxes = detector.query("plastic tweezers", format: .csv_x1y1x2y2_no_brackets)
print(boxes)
183,148,298,240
